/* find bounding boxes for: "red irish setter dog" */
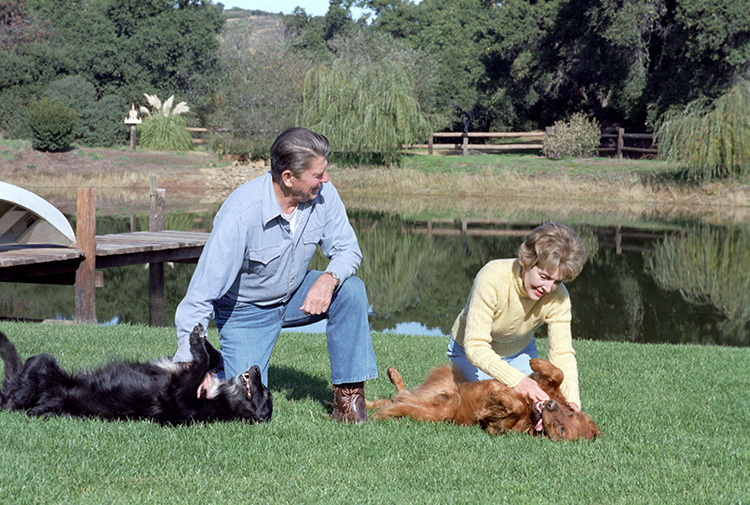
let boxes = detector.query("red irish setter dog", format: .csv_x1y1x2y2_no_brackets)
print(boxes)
366,358,599,441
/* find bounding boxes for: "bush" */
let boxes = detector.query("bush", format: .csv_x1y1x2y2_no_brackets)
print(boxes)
0,86,33,139
543,113,601,159
138,94,193,152
44,76,129,147
26,96,78,152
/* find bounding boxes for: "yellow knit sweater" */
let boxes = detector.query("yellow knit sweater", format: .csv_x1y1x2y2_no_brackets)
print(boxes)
451,258,580,406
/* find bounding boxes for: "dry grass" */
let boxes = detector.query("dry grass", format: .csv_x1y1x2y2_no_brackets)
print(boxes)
1,140,748,222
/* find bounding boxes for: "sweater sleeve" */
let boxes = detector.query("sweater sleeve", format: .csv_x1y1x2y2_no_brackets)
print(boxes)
462,268,528,388
545,289,581,407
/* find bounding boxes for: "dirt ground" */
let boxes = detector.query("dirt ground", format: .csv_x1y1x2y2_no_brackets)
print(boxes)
0,142,267,214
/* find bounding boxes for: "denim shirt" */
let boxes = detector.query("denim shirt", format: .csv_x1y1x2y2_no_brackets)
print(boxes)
173,171,362,362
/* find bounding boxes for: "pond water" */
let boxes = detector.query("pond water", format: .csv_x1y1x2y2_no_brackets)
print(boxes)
2,208,748,347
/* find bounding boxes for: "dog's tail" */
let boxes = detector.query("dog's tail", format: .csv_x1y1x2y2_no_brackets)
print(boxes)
0,331,23,386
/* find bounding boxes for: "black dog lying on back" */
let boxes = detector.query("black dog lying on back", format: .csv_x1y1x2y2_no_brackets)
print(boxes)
0,324,272,425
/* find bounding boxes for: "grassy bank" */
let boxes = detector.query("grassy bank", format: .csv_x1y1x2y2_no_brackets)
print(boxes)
0,322,747,504
2,140,749,222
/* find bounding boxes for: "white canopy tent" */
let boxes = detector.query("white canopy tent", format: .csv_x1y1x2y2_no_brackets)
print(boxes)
0,181,76,247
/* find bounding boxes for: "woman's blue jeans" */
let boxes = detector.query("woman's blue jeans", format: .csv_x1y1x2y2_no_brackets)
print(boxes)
213,270,378,386
447,337,538,381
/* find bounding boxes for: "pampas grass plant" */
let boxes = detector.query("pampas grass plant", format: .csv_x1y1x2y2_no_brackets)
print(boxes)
138,94,194,152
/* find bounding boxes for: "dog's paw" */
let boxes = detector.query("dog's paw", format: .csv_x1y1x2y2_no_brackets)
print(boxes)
188,324,209,361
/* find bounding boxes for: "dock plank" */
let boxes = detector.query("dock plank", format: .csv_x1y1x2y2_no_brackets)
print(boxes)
0,230,209,281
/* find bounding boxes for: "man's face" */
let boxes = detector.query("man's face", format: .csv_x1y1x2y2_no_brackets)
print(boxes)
287,156,329,203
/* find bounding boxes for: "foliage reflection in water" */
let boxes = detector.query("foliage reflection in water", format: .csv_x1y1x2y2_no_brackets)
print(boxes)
2,211,747,347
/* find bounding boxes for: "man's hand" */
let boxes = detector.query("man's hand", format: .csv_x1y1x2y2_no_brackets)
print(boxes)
300,272,337,315
513,376,550,404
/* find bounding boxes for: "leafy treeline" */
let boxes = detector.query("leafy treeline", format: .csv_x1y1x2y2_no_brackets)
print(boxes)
1,0,748,160
0,0,223,144
352,0,749,131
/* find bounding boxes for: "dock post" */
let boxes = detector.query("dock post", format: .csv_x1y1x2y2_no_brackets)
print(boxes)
75,188,96,324
148,188,166,326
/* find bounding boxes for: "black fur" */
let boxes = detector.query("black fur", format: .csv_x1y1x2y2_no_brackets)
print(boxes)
0,324,272,425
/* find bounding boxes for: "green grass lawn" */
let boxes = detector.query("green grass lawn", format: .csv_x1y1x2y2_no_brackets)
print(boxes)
0,322,748,504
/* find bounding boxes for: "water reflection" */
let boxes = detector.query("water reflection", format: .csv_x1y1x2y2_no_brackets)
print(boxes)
2,211,748,347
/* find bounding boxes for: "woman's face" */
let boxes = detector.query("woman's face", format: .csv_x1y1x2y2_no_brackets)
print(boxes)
522,265,564,301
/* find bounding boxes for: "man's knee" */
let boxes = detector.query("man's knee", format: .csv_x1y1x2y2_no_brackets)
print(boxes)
337,276,367,303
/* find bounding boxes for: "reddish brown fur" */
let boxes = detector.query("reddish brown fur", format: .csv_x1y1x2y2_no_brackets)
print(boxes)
367,358,599,441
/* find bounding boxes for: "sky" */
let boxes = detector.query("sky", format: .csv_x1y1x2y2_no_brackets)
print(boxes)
222,1,368,18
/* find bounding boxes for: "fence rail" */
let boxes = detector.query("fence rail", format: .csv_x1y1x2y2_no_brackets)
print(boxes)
187,127,657,158
598,128,658,158
406,128,656,158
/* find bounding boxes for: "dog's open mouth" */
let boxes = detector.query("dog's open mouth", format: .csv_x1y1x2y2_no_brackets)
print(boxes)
533,401,545,433
240,371,253,398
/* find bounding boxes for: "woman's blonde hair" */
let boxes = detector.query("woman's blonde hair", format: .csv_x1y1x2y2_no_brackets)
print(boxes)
518,222,586,281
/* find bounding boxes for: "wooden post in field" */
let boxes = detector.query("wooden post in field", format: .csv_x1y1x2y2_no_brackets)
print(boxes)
124,104,142,151
75,188,96,324
615,225,622,255
149,184,166,327
462,133,468,157
428,134,434,155
617,128,625,159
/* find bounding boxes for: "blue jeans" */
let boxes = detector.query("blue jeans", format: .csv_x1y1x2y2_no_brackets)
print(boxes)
447,337,538,381
213,270,378,386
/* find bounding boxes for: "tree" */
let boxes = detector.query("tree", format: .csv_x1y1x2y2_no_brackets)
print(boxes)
209,14,315,153
654,81,750,180
0,0,226,141
365,0,495,129
302,54,433,166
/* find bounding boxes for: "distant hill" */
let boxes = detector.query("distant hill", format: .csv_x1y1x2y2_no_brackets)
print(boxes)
223,7,275,19
220,10,286,49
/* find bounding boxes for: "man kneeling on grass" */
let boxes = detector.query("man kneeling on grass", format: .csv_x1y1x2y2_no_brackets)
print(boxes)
173,127,377,423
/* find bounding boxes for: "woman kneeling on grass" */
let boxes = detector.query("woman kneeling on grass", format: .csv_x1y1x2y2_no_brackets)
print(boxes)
447,222,586,411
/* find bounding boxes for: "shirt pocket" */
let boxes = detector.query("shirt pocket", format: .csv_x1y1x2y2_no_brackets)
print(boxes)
301,226,323,254
244,245,282,275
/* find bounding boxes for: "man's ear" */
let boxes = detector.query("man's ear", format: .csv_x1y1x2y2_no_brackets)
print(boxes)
280,170,295,188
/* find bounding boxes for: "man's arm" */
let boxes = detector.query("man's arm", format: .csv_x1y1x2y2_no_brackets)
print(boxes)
173,213,246,362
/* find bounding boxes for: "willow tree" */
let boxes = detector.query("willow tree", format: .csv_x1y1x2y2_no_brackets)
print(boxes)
301,57,433,166
654,81,750,180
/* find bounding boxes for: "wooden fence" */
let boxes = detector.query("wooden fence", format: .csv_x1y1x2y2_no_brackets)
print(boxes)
410,128,657,157
597,128,658,158
187,127,657,158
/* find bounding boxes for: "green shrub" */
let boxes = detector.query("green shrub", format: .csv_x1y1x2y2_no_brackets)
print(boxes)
26,96,78,152
543,113,601,159
138,94,194,152
44,75,129,147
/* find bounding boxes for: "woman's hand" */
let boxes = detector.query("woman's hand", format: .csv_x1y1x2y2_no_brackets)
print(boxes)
513,376,550,404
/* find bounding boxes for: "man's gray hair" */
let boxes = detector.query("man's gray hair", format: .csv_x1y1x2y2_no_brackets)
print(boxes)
270,127,330,182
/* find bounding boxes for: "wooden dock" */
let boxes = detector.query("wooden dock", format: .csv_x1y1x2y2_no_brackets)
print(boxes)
0,188,209,325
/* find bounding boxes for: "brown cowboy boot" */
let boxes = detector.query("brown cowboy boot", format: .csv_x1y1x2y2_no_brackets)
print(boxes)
331,382,368,423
